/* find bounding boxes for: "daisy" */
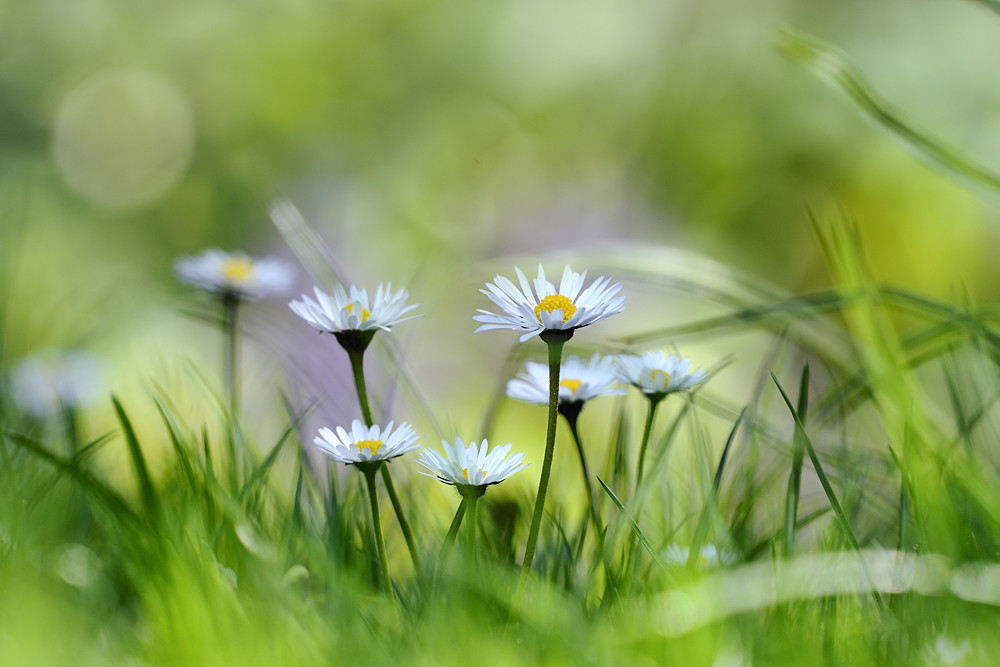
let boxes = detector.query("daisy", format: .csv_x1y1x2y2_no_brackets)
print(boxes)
12,350,103,418
289,283,419,334
474,265,625,342
174,248,294,300
417,437,528,488
616,350,709,398
314,419,419,465
662,543,738,569
507,353,624,406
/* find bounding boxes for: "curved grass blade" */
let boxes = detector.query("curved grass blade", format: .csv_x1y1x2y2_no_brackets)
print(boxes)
776,27,1000,195
782,364,810,558
597,476,662,567
688,407,747,568
770,372,885,612
113,396,160,524
154,398,198,489
6,431,141,531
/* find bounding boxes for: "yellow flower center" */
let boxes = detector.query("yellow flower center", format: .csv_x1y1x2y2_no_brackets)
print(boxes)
559,378,583,396
534,294,577,323
221,257,253,282
462,468,485,481
345,302,371,322
649,369,670,387
355,439,383,455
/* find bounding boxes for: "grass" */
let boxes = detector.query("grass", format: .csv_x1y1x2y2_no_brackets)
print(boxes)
3,212,1000,666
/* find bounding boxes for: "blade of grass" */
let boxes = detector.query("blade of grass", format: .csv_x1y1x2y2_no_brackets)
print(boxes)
597,476,662,567
783,364,810,558
154,398,198,489
770,371,885,612
6,431,141,530
112,396,160,524
776,27,1000,195
688,407,747,568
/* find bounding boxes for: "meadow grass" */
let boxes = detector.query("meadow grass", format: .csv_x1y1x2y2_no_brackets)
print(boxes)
3,213,1000,666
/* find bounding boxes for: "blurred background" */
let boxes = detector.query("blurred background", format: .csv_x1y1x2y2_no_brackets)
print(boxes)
3,0,1000,478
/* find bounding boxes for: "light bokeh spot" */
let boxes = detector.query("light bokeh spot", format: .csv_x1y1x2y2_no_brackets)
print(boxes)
53,68,195,209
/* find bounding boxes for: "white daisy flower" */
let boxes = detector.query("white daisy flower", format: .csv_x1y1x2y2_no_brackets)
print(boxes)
314,419,419,465
290,283,419,334
615,350,708,397
174,248,294,300
922,635,972,667
662,544,738,569
474,265,625,342
506,353,625,406
12,349,104,418
417,437,528,487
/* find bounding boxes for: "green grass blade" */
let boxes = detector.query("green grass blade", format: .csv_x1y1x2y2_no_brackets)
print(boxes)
597,476,661,566
239,420,297,501
688,407,746,568
154,398,198,489
776,27,1000,195
112,396,160,523
770,372,885,612
783,364,810,558
6,431,140,530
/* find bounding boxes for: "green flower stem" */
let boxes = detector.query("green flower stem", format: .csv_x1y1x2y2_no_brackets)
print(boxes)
520,329,571,578
626,394,663,594
635,395,664,487
380,465,423,573
362,463,392,598
561,404,602,539
221,293,242,482
562,404,620,599
467,494,480,558
345,348,375,427
438,497,467,570
222,294,241,418
338,333,422,575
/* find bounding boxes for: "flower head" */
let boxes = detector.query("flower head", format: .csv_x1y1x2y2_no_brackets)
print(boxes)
507,353,624,406
662,544,738,569
12,350,104,418
417,437,528,487
290,283,419,334
616,351,708,398
474,265,625,342
174,248,294,300
314,419,419,465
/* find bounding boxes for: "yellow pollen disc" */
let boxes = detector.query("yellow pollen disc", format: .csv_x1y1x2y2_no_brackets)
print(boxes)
355,439,383,455
649,369,670,387
534,294,577,323
560,378,583,396
345,302,371,322
221,257,253,282
462,468,485,481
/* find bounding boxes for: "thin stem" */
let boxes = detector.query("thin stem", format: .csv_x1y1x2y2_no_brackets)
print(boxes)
438,497,468,570
343,342,422,575
564,407,621,601
467,495,480,560
520,332,568,578
222,294,241,484
563,408,602,541
363,465,392,598
347,348,375,427
626,395,663,596
635,396,663,487
380,465,423,573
